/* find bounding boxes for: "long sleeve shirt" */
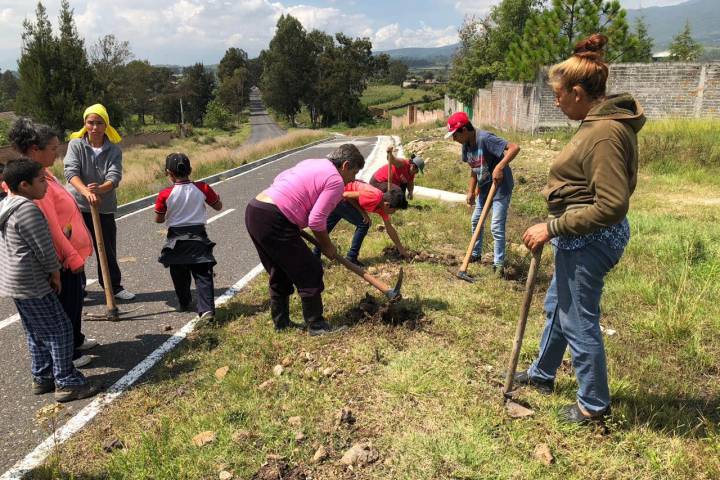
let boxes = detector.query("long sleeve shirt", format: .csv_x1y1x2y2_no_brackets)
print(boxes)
0,196,60,299
265,159,345,231
64,136,123,214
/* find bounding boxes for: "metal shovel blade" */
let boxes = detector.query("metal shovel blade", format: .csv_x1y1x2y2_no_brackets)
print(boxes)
456,270,475,283
386,267,404,301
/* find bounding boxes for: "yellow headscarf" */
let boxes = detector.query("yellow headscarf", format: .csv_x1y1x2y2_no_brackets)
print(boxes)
69,103,122,144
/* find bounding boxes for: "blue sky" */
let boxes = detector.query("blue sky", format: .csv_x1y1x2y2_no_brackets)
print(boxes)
0,0,688,70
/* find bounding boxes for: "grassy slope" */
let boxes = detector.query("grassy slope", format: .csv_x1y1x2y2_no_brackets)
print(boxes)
32,122,720,479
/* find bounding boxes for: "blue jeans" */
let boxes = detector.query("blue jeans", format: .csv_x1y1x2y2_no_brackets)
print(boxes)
471,190,511,266
528,241,624,414
314,201,369,262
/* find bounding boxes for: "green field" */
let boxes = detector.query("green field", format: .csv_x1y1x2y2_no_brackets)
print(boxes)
362,84,440,111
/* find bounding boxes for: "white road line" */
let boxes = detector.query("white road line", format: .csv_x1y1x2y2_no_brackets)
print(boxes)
0,264,265,480
207,208,235,224
357,136,389,182
0,279,98,332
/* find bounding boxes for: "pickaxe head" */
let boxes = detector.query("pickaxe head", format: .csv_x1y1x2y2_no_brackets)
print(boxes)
385,267,404,301
456,270,475,283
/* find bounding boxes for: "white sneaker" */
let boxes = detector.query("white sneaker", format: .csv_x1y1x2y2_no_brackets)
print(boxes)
77,338,99,351
73,355,93,368
114,289,136,301
196,311,215,322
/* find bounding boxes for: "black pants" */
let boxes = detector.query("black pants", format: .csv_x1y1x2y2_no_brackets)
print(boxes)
57,268,85,358
169,263,215,314
245,199,324,298
82,211,123,293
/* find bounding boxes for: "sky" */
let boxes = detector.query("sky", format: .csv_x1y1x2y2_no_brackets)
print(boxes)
0,0,688,70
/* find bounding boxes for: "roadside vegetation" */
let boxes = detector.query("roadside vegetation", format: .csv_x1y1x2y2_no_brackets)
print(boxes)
31,119,720,479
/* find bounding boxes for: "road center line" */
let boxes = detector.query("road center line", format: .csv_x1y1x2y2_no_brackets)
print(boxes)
1,264,265,480
207,208,235,224
0,279,98,331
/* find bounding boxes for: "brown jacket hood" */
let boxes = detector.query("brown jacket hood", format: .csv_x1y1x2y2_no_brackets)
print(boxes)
585,93,646,134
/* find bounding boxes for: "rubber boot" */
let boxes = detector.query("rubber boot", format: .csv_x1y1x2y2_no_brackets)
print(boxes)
301,295,332,336
270,296,293,331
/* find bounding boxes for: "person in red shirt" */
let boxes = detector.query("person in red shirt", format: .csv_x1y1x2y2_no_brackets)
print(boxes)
369,146,424,200
155,153,222,322
316,180,411,266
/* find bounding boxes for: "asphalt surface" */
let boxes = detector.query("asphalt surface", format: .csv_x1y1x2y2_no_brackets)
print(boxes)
0,93,378,472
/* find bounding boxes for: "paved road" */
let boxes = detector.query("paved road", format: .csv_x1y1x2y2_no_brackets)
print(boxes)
0,95,379,472
247,89,285,144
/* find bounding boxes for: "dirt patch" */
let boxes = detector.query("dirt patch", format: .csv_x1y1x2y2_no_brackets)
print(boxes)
345,293,424,328
382,246,458,266
252,460,306,480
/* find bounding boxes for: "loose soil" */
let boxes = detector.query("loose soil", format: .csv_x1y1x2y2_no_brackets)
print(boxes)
252,460,307,480
382,246,458,266
346,293,424,328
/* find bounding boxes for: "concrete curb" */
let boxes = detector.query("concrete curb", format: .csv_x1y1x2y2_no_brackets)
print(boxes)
116,136,334,216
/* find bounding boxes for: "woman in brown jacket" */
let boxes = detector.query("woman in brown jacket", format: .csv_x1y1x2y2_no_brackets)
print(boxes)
517,34,646,423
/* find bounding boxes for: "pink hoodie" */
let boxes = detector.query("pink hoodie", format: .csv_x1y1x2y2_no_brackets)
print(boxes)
33,170,93,271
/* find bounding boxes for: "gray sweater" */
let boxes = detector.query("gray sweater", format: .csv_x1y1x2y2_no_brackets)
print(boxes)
0,196,60,299
64,136,123,214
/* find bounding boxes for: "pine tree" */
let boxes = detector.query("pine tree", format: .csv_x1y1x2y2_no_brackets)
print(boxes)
16,2,57,126
623,17,654,63
669,21,703,62
53,0,95,131
89,34,133,125
506,0,638,81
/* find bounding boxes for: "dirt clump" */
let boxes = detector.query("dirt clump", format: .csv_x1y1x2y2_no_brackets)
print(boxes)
252,460,306,480
382,246,458,266
346,293,424,328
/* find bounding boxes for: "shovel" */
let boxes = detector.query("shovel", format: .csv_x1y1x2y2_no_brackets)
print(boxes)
85,203,140,321
456,182,497,283
502,245,544,399
299,230,403,301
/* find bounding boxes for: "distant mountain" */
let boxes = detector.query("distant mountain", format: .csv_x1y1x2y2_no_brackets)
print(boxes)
627,0,720,49
375,44,458,66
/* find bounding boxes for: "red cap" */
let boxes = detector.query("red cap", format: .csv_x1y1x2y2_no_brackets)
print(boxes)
445,111,470,139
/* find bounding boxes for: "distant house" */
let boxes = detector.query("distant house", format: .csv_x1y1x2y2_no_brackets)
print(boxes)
402,79,419,89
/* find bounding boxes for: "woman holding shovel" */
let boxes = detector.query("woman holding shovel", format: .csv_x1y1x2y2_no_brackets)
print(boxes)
64,104,135,301
446,112,519,275
517,34,645,424
245,144,364,336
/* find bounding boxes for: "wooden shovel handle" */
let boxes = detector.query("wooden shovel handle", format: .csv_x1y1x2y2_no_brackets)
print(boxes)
503,246,543,396
89,203,117,312
299,230,392,294
459,182,497,272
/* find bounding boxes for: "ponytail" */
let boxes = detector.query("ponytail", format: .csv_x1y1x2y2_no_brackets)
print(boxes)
549,34,609,99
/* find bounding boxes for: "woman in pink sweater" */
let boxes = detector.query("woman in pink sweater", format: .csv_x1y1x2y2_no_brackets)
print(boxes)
245,144,364,336
9,118,97,367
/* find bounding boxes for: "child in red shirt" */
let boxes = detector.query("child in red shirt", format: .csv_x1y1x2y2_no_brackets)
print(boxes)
155,153,222,321
317,180,410,266
369,146,424,199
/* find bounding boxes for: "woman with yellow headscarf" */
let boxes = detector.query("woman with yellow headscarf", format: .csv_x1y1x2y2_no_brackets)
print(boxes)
63,104,136,301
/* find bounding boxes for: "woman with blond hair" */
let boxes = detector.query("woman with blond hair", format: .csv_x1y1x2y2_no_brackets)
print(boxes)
517,34,645,423
64,104,135,301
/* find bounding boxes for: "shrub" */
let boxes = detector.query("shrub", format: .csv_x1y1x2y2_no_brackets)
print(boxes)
203,100,234,130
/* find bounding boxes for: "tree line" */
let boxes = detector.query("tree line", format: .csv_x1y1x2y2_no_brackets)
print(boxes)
448,0,705,105
3,1,262,134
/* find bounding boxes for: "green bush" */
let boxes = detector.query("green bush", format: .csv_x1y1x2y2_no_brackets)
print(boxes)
202,100,234,130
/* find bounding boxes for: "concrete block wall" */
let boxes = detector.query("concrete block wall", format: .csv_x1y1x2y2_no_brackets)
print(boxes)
447,62,720,132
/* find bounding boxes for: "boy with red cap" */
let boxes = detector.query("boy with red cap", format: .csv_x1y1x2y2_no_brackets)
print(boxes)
446,111,520,274
369,146,424,199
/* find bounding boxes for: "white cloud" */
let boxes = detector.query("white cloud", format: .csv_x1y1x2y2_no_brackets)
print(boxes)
372,23,458,50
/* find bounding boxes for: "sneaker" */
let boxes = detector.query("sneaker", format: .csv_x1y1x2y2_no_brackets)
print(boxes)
32,378,55,395
77,338,99,351
513,370,554,395
196,311,215,322
308,321,347,337
73,355,93,368
560,403,611,424
54,383,100,403
114,289,136,301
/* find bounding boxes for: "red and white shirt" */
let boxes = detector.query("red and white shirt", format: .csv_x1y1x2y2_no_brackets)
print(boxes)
154,181,220,227
345,181,389,221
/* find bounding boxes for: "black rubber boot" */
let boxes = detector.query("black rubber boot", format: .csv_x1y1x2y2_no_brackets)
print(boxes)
301,295,333,336
270,296,293,331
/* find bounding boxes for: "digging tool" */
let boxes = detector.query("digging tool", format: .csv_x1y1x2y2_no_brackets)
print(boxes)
386,146,393,192
456,182,497,283
502,245,544,399
299,230,404,301
85,203,140,321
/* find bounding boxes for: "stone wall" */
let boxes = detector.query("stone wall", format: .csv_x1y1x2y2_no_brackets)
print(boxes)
446,62,720,132
391,106,445,129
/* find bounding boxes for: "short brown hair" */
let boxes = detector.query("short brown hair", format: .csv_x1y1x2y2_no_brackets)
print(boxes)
548,34,609,99
327,144,365,170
